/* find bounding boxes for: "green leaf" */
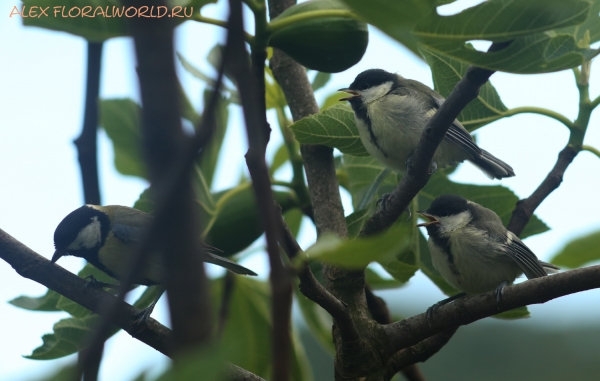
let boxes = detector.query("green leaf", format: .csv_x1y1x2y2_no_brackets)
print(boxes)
493,306,530,320
284,208,304,238
422,47,508,131
346,208,370,239
419,172,549,239
9,289,61,312
421,31,600,74
294,286,334,355
269,143,290,176
365,267,406,290
290,104,368,157
100,99,146,179
154,345,227,381
214,277,312,381
305,222,412,268
268,0,369,73
556,0,600,45
26,315,119,360
413,0,592,42
339,0,435,55
340,155,396,209
311,72,332,92
551,229,600,268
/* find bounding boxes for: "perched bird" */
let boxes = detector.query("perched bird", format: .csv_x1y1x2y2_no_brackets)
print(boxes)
417,194,558,319
339,69,515,179
52,204,257,323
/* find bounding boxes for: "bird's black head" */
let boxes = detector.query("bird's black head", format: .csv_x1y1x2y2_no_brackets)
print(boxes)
53,205,110,262
426,194,470,218
348,69,399,92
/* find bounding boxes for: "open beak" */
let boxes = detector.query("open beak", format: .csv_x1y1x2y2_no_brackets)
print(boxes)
416,212,440,227
51,249,65,263
338,88,360,101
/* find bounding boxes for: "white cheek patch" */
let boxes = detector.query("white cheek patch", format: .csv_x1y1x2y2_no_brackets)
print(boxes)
439,211,472,233
67,216,102,250
361,81,393,104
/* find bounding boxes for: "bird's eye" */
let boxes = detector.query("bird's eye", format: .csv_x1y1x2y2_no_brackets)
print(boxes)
360,83,369,90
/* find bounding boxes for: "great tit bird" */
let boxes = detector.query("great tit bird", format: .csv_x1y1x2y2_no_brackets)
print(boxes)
52,204,257,323
339,69,515,179
417,194,558,319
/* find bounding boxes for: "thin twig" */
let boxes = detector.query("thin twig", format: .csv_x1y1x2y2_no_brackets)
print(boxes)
364,286,433,381
74,41,103,206
507,146,578,236
383,328,458,381
225,1,294,380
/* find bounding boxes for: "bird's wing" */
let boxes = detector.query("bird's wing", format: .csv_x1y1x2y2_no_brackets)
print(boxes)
205,253,257,276
111,223,145,246
429,97,481,157
501,232,547,279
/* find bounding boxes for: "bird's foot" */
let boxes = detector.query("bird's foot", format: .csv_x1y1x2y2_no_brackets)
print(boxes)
377,193,411,220
429,161,438,175
132,306,155,331
84,275,119,291
404,156,437,175
426,292,467,326
494,282,509,306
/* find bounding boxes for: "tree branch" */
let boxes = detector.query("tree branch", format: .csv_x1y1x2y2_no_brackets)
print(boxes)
226,1,294,380
384,265,600,355
74,41,103,206
0,228,174,356
507,146,578,236
383,327,458,381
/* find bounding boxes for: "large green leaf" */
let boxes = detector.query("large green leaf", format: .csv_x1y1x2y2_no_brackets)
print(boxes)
421,31,600,74
413,0,591,41
154,345,228,381
25,315,119,360
422,48,508,131
305,222,412,268
214,276,312,381
268,0,369,73
553,0,600,45
340,155,397,209
9,289,61,312
339,0,436,54
290,104,368,156
100,99,147,179
294,286,334,355
419,172,550,239
551,229,600,268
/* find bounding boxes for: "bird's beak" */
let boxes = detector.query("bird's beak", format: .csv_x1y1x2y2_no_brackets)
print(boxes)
416,212,439,227
51,249,65,263
338,88,359,101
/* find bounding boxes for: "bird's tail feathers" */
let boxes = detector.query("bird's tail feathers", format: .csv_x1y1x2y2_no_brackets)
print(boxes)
469,149,515,180
540,261,560,275
205,253,257,276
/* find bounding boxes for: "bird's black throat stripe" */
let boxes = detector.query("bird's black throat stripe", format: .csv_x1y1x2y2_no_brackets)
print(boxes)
357,105,388,158
430,233,461,280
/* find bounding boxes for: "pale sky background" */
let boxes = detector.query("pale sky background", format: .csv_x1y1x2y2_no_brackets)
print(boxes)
1,0,600,380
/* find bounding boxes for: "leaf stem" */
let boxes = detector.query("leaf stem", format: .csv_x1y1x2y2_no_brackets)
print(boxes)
267,10,358,34
582,145,600,160
192,14,255,44
502,106,574,129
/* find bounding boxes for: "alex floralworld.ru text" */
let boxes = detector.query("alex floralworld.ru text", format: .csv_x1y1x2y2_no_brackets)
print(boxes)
9,5,194,18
